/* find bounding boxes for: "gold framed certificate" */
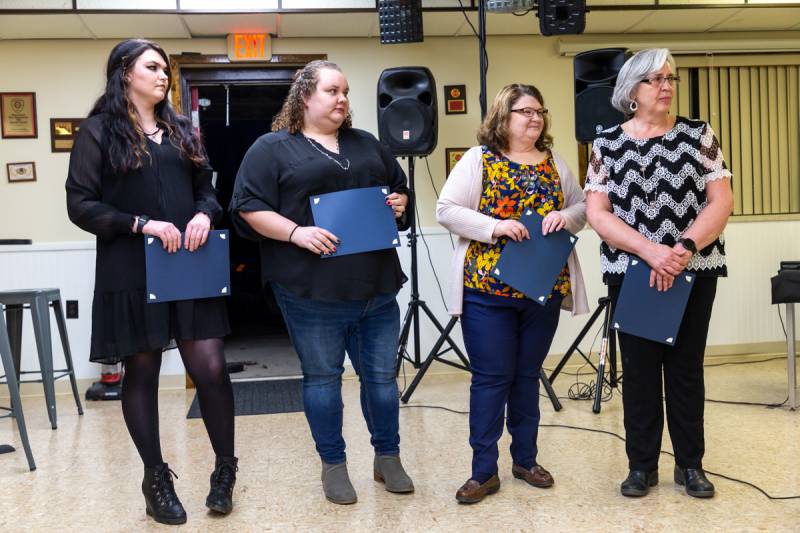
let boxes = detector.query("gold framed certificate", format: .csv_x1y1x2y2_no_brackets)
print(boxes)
1,92,37,139
50,118,84,152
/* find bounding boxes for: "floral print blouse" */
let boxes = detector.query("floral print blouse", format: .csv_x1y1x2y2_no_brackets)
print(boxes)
463,147,571,300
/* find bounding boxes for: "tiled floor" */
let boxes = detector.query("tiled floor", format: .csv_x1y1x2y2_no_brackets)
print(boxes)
1,357,799,532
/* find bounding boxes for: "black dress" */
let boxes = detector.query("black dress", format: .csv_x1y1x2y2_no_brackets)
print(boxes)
229,128,411,301
66,114,230,364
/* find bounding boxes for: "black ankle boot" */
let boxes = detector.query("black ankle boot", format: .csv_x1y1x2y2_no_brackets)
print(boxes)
142,463,187,525
674,465,715,498
206,456,238,514
620,469,658,497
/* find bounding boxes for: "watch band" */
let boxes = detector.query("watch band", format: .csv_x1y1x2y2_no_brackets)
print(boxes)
136,215,150,234
678,237,697,254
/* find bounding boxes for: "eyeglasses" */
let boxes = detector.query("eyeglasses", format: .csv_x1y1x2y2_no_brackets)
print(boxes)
641,75,681,87
511,107,549,119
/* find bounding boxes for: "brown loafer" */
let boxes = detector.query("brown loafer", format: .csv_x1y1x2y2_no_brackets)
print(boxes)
512,464,554,488
455,474,500,504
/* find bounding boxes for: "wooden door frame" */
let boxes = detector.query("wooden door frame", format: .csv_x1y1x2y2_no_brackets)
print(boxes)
172,53,325,389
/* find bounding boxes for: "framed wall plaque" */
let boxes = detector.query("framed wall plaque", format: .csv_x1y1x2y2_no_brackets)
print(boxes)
0,92,37,139
6,162,36,183
444,85,467,115
50,118,84,152
445,147,469,178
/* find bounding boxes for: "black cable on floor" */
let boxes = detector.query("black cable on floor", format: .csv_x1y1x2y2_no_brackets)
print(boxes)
399,404,800,500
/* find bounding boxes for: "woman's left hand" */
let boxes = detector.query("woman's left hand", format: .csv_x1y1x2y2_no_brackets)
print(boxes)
386,192,408,219
184,212,211,252
541,211,566,235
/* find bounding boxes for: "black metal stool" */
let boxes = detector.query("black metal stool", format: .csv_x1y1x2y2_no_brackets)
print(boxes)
0,289,84,430
0,306,35,470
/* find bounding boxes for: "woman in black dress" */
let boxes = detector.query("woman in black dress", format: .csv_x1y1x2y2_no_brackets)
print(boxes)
66,39,236,525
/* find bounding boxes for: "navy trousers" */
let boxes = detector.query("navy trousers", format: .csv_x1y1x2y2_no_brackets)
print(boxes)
461,288,562,481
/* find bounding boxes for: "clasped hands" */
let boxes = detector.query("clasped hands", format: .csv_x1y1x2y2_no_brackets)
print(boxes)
643,242,693,292
142,212,211,253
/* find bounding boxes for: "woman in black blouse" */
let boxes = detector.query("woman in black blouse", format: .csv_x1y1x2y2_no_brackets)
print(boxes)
230,60,414,505
66,39,236,525
585,48,733,499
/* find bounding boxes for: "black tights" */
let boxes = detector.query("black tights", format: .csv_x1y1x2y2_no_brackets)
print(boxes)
121,338,234,467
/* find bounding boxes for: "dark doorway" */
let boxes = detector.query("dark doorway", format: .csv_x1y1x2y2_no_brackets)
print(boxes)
183,68,296,378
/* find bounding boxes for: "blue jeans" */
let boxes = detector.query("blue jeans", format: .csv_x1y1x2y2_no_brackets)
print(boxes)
461,289,562,481
271,283,401,464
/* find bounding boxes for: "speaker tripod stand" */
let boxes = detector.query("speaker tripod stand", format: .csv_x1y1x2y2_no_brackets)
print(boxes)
547,295,622,413
395,157,470,403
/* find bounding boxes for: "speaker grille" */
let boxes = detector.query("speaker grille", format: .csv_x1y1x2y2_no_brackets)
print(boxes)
378,0,424,44
575,86,624,143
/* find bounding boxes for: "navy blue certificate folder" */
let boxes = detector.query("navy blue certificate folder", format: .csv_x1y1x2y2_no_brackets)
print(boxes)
612,256,696,346
145,229,231,303
309,186,400,258
492,210,578,305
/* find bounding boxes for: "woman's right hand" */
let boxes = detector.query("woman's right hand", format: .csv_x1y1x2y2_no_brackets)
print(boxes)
141,220,182,254
291,226,339,255
492,219,530,242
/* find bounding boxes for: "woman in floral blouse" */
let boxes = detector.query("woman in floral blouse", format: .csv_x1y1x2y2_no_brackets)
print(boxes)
437,83,588,504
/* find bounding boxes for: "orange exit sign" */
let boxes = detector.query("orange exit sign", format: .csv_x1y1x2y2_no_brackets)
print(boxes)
227,33,271,62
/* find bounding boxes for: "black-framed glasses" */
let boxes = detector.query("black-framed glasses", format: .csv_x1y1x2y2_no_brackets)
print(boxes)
511,107,549,119
641,74,681,87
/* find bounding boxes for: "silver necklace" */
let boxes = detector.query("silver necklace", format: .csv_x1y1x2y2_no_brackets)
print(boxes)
632,134,667,207
304,132,350,171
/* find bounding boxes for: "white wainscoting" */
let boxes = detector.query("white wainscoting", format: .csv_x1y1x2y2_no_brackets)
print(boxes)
1,219,797,381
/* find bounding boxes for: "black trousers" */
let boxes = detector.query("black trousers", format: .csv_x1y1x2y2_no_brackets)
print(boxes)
610,276,718,471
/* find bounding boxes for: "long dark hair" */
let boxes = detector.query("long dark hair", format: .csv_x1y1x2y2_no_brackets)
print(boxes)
89,39,205,173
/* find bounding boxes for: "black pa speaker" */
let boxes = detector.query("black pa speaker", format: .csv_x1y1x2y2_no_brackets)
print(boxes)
377,67,437,157
539,0,586,36
378,0,424,44
574,47,628,143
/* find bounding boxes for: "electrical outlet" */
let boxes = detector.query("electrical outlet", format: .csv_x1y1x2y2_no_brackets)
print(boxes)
66,300,79,319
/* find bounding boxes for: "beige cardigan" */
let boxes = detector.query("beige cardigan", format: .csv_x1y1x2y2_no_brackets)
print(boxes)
436,146,589,316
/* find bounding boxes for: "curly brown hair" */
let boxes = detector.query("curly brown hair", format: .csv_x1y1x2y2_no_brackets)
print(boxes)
271,60,353,133
477,83,553,154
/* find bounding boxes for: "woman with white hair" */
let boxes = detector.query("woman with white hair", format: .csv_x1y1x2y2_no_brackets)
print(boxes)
584,48,732,499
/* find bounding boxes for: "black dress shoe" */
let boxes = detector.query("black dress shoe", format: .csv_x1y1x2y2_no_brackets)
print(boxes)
142,463,187,525
206,456,238,514
674,465,715,498
620,469,659,497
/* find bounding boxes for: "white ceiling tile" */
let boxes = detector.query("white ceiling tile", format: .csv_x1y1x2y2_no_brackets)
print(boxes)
0,0,71,8
80,14,190,38
278,12,376,37
627,7,741,33
180,0,278,9
281,0,374,9
710,7,800,31
0,14,93,38
584,10,650,34
77,0,176,9
181,13,278,36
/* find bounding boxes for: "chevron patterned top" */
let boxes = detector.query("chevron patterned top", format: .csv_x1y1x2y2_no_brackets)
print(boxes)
585,116,731,284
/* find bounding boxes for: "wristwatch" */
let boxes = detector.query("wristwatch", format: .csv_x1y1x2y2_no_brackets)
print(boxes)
677,237,697,254
136,215,150,234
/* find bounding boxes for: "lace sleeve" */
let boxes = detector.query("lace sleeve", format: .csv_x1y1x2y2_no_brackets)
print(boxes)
584,140,609,194
699,123,733,183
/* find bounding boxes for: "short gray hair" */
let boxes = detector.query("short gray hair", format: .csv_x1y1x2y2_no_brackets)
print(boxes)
611,48,676,114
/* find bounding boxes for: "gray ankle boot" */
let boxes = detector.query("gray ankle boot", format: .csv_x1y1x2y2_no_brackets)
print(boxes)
374,455,415,493
321,461,357,504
